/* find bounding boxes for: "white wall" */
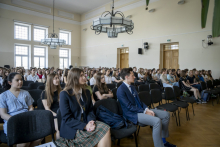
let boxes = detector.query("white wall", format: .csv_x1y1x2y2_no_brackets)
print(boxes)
80,0,220,78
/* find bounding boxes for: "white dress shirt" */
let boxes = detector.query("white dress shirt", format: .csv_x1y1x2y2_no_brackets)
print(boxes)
90,77,96,86
105,75,112,84
27,74,39,82
123,82,148,113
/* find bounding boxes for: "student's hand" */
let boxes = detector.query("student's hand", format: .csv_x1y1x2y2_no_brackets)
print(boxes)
145,110,155,116
86,121,96,132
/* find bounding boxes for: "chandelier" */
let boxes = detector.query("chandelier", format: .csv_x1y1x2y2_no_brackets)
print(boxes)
90,0,134,38
41,0,66,49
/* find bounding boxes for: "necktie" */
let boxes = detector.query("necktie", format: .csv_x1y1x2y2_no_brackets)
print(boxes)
130,86,142,109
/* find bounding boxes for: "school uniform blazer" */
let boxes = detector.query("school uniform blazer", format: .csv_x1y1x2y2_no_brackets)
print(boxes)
59,89,96,139
117,82,147,124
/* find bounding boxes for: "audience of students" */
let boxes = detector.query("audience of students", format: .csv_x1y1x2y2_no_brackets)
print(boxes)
104,69,112,84
167,69,179,86
160,69,173,88
112,70,123,84
27,68,39,82
90,70,97,86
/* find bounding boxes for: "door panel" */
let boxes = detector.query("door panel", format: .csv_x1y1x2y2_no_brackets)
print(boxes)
120,53,129,68
163,50,179,69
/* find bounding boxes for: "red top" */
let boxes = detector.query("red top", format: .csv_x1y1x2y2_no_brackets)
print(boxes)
37,73,43,79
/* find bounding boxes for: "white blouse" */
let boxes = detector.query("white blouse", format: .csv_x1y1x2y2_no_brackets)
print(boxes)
104,75,112,84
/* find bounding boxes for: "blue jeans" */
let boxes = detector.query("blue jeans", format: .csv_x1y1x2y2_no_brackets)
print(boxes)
192,84,201,91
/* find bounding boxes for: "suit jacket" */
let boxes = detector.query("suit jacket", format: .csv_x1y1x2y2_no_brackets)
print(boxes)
59,89,96,139
117,82,147,124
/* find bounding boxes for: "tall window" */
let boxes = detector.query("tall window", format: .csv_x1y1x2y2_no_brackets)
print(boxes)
59,49,69,69
59,30,71,45
15,44,29,69
14,22,31,40
34,26,47,42
34,47,46,68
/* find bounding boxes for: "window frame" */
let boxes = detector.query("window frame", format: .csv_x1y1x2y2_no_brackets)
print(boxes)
59,30,71,45
34,46,47,68
14,44,31,69
59,48,71,69
33,26,48,42
14,22,31,41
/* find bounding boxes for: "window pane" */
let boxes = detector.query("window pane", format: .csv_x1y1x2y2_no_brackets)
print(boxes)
34,57,39,68
15,25,28,40
40,57,45,68
34,28,46,41
59,32,69,44
15,45,28,55
22,56,28,69
64,58,68,69
59,50,68,57
60,58,63,69
34,47,45,56
171,45,179,50
16,56,21,67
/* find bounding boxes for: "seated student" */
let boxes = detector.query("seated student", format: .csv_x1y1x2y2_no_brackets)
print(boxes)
133,67,144,85
187,70,201,91
167,70,179,87
57,69,63,83
90,70,97,86
112,70,123,84
179,71,206,103
63,69,69,84
27,68,39,82
57,68,111,147
83,75,95,104
41,73,62,139
0,73,42,147
202,70,208,82
152,69,158,81
176,69,181,79
24,70,31,81
195,70,203,83
42,69,50,81
144,71,157,84
104,69,112,84
16,69,25,81
207,70,213,81
198,71,205,82
37,69,43,79
160,69,173,88
155,69,161,81
93,73,113,102
118,68,122,77
138,68,145,80
117,68,176,147
0,67,5,87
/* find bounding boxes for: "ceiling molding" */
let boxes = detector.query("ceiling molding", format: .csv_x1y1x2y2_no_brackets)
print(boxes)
58,10,74,19
11,0,51,14
85,7,105,20
114,0,136,8
0,3,81,25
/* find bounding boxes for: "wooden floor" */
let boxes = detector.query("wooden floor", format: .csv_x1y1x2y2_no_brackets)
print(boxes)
1,99,220,147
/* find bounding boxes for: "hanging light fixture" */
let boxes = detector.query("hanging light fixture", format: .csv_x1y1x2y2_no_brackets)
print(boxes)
41,0,66,49
90,0,134,38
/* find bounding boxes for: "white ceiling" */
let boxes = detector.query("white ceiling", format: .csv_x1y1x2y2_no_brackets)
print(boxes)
27,0,113,14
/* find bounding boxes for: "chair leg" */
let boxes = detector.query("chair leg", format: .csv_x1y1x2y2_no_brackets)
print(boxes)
41,138,46,144
217,94,219,104
186,107,190,121
173,112,178,126
134,132,138,147
178,109,181,126
137,125,140,136
192,103,195,116
117,139,121,146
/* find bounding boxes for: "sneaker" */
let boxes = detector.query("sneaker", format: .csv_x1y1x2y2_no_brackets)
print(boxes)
164,142,177,147
201,99,207,104
196,99,201,103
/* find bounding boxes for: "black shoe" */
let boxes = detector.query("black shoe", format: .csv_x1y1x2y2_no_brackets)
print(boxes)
196,99,201,103
164,142,177,147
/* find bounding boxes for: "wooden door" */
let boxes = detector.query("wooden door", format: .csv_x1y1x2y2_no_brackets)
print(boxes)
163,50,179,69
120,53,129,68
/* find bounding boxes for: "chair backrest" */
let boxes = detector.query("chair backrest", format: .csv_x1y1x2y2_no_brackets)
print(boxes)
57,108,61,131
178,80,183,89
138,84,150,92
37,98,45,110
200,82,207,90
21,86,30,91
149,83,160,90
28,89,43,107
173,86,181,98
150,89,162,104
7,110,56,146
23,81,34,87
164,87,176,101
138,91,152,108
0,88,5,94
37,85,45,90
28,83,44,90
112,88,118,101
94,99,120,115
116,82,123,88
106,83,116,90
206,80,213,89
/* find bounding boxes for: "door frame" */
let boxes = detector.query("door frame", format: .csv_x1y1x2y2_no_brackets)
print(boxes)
117,47,129,68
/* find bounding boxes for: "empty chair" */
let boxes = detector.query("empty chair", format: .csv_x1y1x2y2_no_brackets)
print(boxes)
149,83,161,90
112,88,118,101
20,86,30,91
138,84,150,92
28,82,44,90
37,85,45,90
150,89,179,126
93,99,138,147
173,86,196,116
5,110,57,147
106,83,116,90
164,87,189,126
117,82,123,88
23,81,34,87
28,89,43,107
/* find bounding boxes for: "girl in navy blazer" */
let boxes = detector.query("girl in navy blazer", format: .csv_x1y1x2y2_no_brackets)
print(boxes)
57,68,111,147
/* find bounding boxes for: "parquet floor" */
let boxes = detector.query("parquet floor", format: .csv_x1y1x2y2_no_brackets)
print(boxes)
1,99,220,147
